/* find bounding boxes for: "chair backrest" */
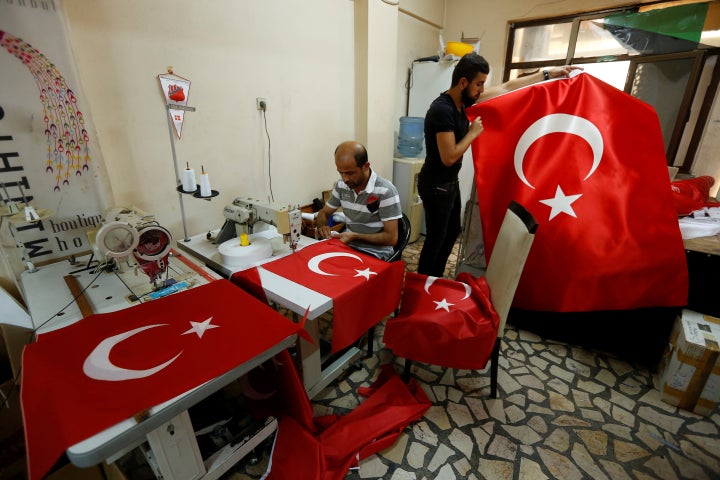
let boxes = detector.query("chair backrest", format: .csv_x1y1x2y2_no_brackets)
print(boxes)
484,201,537,336
388,213,411,262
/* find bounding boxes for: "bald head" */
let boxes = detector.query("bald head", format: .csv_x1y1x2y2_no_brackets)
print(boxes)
335,141,368,167
334,141,370,192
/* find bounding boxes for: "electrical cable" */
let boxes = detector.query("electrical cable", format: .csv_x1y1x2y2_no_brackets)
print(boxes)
262,108,274,203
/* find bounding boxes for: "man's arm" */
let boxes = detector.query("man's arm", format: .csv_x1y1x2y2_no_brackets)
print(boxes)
436,116,483,167
481,65,582,102
335,218,398,247
315,203,337,239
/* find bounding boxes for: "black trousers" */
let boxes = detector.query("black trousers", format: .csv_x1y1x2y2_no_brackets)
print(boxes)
417,180,462,277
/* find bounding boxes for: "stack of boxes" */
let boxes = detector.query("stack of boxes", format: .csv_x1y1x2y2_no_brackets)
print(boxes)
657,309,720,416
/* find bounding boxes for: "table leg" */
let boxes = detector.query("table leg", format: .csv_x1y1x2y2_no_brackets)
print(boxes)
143,410,205,480
296,315,322,391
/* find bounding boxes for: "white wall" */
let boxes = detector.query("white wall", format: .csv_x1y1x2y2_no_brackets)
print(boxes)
62,0,357,238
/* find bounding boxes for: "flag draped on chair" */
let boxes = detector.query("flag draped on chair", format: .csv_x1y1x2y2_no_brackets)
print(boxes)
21,280,305,480
383,272,499,370
231,239,405,353
467,72,688,312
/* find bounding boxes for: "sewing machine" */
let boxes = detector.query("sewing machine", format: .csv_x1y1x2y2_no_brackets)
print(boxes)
92,206,173,287
214,197,302,249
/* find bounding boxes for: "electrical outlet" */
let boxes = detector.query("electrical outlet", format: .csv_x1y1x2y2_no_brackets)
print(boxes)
256,97,267,111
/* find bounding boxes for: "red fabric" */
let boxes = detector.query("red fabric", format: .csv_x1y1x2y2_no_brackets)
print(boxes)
21,280,304,480
264,365,430,480
235,239,405,353
383,272,500,370
467,72,688,312
264,417,324,480
240,349,316,433
671,176,720,215
230,265,268,303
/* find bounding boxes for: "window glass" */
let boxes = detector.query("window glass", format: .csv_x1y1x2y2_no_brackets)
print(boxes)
579,62,630,90
511,23,572,62
575,20,640,58
508,62,629,91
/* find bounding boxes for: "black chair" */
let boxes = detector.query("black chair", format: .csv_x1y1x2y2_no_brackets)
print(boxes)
388,213,412,263
366,213,411,358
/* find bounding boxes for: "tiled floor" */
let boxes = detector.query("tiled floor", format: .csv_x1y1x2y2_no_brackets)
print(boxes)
226,238,720,480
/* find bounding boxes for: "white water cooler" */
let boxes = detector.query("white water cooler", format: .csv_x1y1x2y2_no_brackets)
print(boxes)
392,157,424,242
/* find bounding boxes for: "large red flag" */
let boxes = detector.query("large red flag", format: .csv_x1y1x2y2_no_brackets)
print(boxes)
467,72,688,312
232,239,405,353
21,280,305,480
383,272,499,370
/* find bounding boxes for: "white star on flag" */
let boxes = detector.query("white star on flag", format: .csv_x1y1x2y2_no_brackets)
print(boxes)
182,317,219,338
434,298,454,312
539,185,583,220
354,268,377,280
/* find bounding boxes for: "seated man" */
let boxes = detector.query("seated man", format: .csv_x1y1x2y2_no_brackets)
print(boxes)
316,141,402,260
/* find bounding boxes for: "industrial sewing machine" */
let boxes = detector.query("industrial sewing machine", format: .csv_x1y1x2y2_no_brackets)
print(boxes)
92,206,174,286
173,197,304,277
214,197,302,248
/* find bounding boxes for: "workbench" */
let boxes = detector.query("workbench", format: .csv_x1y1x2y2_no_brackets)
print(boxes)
19,251,292,480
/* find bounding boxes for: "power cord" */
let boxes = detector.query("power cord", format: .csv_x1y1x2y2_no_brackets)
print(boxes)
261,107,274,203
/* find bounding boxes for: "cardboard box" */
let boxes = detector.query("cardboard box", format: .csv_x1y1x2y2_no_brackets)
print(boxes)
657,310,720,416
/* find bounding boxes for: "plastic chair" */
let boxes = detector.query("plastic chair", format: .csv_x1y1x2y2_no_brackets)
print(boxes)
385,201,537,398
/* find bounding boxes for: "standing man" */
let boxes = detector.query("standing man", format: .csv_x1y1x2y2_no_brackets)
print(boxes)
316,141,403,260
417,52,580,277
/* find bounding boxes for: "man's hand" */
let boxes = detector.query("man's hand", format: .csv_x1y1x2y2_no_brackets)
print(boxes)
315,205,337,239
330,230,354,244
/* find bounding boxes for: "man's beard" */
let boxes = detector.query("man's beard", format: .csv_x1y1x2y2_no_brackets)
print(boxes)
461,87,476,108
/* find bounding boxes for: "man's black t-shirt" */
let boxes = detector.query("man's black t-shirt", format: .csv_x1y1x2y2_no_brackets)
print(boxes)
419,92,469,185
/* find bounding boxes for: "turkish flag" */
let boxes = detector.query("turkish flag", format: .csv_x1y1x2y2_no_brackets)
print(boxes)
383,272,500,370
263,365,430,480
21,280,305,480
231,239,405,353
467,72,688,312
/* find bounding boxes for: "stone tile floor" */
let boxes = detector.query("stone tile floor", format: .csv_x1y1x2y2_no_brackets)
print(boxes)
225,238,720,480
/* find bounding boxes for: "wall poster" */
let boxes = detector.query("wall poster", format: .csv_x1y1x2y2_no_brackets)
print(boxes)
0,1,111,285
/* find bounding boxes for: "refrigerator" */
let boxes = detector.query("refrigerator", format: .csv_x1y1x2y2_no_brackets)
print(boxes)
392,157,423,243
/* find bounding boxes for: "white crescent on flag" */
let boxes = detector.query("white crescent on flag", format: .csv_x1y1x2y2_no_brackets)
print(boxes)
423,276,471,300
83,324,182,381
423,276,472,312
514,113,604,189
307,251,363,276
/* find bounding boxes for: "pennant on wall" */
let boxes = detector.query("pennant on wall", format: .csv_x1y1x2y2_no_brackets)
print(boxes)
157,68,191,139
